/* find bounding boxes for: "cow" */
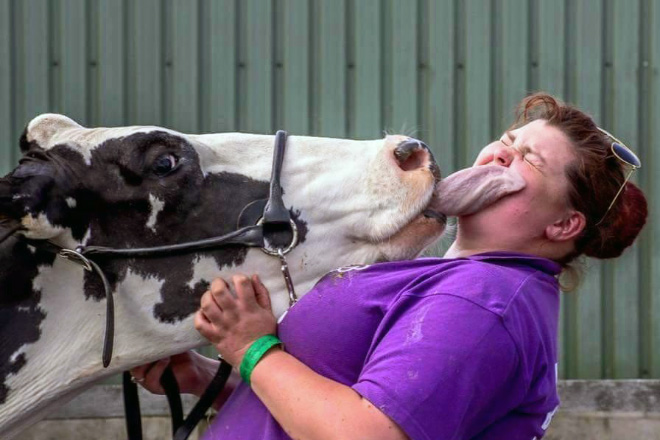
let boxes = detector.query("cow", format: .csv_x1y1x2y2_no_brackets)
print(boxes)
0,114,524,438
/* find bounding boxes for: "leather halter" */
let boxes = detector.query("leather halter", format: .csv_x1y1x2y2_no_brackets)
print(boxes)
25,130,300,439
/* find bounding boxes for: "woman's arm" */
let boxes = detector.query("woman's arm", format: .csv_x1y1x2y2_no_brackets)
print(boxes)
195,275,409,440
250,348,408,440
129,351,241,411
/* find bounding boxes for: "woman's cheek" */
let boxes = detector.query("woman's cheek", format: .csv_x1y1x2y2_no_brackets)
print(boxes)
473,144,497,166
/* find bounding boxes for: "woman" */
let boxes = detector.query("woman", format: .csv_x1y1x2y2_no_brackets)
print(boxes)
131,93,648,440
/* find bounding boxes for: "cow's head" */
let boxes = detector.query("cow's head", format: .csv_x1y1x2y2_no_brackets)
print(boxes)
3,114,447,259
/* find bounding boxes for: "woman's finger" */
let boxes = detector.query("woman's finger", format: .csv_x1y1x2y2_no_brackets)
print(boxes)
129,362,152,380
252,274,272,311
233,274,258,309
200,289,224,322
211,277,238,313
194,309,218,342
142,358,170,393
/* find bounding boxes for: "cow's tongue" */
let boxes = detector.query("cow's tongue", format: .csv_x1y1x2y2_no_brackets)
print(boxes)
428,165,526,217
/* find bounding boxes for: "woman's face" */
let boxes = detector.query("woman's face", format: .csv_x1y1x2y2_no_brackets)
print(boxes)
461,119,578,249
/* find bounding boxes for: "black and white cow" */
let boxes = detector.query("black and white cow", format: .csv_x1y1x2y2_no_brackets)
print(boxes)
0,114,523,438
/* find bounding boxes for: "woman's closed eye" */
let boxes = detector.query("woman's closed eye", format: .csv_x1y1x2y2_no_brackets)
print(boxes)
518,146,544,171
500,138,543,171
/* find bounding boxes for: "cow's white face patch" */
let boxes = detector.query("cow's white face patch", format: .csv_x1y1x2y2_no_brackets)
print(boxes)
21,213,64,240
146,195,164,232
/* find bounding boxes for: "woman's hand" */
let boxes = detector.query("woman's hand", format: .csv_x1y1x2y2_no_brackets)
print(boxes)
194,274,276,367
128,351,218,397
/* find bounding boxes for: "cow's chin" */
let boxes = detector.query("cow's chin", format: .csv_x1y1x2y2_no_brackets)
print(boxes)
376,214,446,261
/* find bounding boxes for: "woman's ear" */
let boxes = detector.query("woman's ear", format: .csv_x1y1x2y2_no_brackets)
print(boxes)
545,210,586,242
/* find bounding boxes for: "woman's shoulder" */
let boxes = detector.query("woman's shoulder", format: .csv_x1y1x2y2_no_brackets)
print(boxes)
401,251,561,317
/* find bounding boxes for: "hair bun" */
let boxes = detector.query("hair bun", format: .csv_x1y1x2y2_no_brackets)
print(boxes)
584,182,648,259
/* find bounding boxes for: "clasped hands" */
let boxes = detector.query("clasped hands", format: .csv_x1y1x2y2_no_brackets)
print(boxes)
130,274,277,395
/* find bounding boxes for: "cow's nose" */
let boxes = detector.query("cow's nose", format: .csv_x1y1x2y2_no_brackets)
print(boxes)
393,139,440,180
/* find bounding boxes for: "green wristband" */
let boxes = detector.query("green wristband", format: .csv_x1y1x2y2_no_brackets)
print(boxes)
239,334,282,385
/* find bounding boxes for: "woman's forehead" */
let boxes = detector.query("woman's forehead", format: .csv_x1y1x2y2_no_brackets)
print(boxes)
513,120,570,147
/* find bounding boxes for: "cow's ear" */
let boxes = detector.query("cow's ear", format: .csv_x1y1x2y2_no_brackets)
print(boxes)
24,114,82,151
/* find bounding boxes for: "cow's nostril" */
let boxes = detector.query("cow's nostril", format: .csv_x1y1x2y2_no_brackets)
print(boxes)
394,140,431,172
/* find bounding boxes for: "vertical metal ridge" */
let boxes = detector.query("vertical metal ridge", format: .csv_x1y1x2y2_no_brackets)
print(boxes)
346,0,354,138
48,0,58,113
490,0,499,138
121,0,128,125
308,0,315,134
125,0,134,122
271,0,279,134
416,0,426,140
637,0,652,379
528,0,537,91
343,0,349,137
8,0,16,165
562,0,569,100
234,0,241,130
564,0,574,103
454,0,465,169
649,0,660,378
380,0,390,133
87,0,97,126
160,0,168,126
197,0,204,133
600,0,615,380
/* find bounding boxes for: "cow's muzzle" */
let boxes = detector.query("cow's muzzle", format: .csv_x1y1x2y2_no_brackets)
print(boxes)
0,158,57,222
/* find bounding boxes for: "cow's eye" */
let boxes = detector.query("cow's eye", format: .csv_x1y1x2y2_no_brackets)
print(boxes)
152,154,178,176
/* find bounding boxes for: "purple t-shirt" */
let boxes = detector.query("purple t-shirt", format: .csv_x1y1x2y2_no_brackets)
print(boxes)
202,252,561,440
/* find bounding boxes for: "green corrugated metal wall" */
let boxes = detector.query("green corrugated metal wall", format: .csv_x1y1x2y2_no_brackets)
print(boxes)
0,0,658,379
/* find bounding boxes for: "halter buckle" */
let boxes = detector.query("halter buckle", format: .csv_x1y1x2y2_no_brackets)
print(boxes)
58,248,93,272
258,218,299,256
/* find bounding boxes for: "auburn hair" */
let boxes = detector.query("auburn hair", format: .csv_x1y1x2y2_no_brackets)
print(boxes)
511,93,648,266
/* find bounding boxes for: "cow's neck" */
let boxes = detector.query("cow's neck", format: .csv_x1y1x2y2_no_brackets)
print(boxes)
0,237,209,438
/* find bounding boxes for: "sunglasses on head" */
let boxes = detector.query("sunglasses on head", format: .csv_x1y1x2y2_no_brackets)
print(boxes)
595,127,642,225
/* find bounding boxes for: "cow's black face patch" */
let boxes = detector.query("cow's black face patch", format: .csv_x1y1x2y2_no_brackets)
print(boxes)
0,238,54,404
34,131,307,321
81,168,308,322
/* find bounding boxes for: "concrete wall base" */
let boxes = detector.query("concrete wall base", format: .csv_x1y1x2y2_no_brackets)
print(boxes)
546,412,660,440
20,417,206,440
12,380,660,439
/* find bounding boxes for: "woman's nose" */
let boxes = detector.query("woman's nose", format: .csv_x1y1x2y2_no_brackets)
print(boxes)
492,145,513,167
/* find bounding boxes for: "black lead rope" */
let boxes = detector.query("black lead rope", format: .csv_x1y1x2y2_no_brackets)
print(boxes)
122,360,232,440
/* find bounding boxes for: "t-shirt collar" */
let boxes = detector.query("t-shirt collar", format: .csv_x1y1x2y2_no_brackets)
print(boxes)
466,251,562,276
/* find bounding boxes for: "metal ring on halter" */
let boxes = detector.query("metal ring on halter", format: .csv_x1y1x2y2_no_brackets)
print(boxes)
257,218,299,256
58,248,93,272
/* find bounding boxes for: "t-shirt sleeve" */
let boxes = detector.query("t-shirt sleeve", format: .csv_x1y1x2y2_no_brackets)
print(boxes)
351,293,521,440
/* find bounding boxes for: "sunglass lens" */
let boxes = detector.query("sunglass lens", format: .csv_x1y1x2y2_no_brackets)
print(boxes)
612,143,641,168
